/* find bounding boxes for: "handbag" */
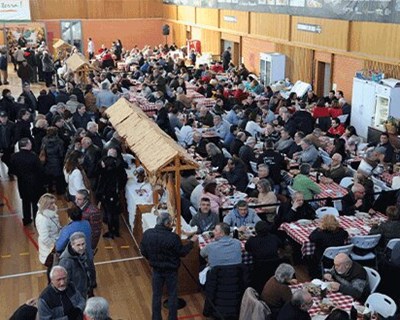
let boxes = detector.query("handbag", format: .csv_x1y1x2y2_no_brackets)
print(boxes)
44,247,59,268
39,147,47,164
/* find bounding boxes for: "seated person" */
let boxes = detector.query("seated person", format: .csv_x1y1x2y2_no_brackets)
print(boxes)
320,153,347,184
341,183,374,216
223,200,261,231
277,289,313,320
323,253,369,301
222,157,249,193
294,138,319,167
369,205,400,248
275,192,316,227
190,198,219,234
292,163,321,201
261,263,296,319
309,214,348,261
327,117,345,137
254,179,278,222
200,222,242,268
206,142,227,173
245,221,282,262
200,182,223,215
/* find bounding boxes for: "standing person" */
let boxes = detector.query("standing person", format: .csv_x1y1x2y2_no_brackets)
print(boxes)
17,60,33,87
0,110,15,176
42,51,54,87
140,212,198,320
0,49,8,85
35,193,61,274
64,150,88,202
59,232,94,299
75,189,102,251
37,266,85,319
96,156,127,239
87,38,95,60
222,47,232,71
9,138,45,225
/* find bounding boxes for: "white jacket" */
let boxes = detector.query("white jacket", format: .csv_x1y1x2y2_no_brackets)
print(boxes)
35,209,61,264
64,168,87,197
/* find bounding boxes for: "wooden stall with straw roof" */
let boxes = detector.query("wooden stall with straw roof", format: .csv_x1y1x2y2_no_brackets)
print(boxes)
65,53,96,84
52,39,73,60
105,98,200,294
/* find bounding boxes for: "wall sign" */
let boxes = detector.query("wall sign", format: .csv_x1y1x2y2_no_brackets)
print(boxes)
223,15,238,22
0,0,31,21
163,0,400,24
297,23,322,33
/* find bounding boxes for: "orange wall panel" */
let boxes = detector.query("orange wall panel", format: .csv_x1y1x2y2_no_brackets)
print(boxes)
314,51,332,63
177,6,196,24
250,12,290,40
163,4,177,20
242,37,276,75
332,55,364,102
196,8,219,28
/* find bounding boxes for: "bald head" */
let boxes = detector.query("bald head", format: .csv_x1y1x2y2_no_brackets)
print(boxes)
334,253,352,275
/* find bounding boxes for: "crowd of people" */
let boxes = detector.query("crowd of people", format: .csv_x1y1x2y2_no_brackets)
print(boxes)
1,39,399,319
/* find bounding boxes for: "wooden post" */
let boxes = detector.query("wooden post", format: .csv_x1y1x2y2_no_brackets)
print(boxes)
175,157,181,236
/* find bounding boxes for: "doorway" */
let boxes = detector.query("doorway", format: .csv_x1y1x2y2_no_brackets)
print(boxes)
315,61,331,97
221,39,240,67
60,20,82,52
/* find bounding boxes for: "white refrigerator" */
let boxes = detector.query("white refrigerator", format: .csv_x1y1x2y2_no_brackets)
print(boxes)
351,78,378,140
374,79,400,129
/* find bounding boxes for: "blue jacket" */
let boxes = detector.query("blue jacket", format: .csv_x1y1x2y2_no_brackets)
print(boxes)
56,220,93,258
223,207,261,228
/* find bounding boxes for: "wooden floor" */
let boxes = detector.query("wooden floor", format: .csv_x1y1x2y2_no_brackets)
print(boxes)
0,69,205,319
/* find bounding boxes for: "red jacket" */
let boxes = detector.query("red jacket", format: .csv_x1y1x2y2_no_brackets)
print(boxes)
329,107,343,118
327,124,345,136
312,106,330,118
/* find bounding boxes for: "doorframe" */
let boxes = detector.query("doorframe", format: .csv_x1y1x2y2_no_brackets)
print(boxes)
60,20,82,52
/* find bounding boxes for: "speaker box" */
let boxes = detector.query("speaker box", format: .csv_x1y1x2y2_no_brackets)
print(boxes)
162,24,170,36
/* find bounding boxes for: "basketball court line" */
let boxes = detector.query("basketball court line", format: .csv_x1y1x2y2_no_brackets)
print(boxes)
0,256,145,280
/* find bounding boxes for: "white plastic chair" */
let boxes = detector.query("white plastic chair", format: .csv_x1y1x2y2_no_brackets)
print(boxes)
365,293,397,318
350,234,381,266
338,114,349,124
189,206,197,217
333,200,342,212
373,184,382,200
363,266,381,293
287,185,296,197
247,173,255,189
315,206,339,219
387,238,400,250
339,177,354,188
321,244,354,271
249,161,258,174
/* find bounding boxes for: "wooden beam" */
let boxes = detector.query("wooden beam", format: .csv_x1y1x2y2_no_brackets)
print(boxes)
160,163,198,172
175,157,181,236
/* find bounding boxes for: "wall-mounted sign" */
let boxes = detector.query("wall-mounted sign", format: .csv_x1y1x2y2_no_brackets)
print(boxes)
163,0,400,24
297,23,322,33
0,0,31,21
223,15,237,23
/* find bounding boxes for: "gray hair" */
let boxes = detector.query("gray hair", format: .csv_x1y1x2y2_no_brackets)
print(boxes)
206,142,222,157
84,297,110,320
275,263,295,283
76,189,90,201
87,121,98,131
292,289,309,307
156,211,172,226
245,137,256,146
50,265,67,279
351,183,364,194
69,231,86,244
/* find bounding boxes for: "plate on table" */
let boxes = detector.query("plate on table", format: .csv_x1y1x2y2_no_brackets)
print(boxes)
355,212,371,219
297,219,313,226
346,227,361,235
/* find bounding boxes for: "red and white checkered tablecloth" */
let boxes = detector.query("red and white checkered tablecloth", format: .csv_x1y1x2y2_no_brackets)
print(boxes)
128,95,157,116
198,235,253,264
290,283,354,317
314,179,348,200
280,213,387,256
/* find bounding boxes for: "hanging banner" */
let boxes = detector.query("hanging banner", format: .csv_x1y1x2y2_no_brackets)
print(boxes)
0,0,31,21
5,23,46,47
163,0,400,24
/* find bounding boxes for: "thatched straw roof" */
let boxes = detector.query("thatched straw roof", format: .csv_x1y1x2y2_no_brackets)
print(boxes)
65,53,93,72
105,98,199,175
53,39,72,50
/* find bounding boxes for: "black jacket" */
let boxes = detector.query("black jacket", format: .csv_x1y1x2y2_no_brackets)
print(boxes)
291,110,315,136
37,93,56,115
0,120,15,150
140,224,193,272
9,149,45,200
230,138,244,157
13,119,32,144
42,135,64,177
275,202,316,227
277,301,311,320
257,149,285,184
83,144,102,179
309,228,349,260
341,191,373,216
222,161,249,192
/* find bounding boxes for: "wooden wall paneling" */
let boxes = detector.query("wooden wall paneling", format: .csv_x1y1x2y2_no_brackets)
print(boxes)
350,22,400,61
364,60,400,79
291,16,349,51
250,12,290,40
219,10,249,34
163,4,177,20
31,0,88,19
221,32,240,43
276,43,313,83
201,29,221,55
177,6,196,24
171,23,187,47
191,26,202,41
196,8,219,28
